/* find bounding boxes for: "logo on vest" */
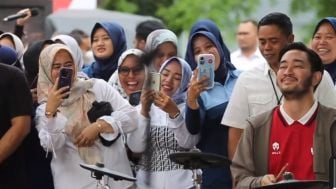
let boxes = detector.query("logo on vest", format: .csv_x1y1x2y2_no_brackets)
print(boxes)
272,142,281,155
311,147,314,155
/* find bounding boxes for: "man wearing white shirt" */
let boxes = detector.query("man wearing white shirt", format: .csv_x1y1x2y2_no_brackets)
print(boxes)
231,20,266,71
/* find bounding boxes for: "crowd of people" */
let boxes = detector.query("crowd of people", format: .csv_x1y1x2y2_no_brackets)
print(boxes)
0,8,336,189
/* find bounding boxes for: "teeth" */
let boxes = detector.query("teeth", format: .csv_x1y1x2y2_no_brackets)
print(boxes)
127,81,137,85
317,48,329,53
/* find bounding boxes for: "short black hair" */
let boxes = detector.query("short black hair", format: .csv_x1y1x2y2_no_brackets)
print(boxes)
135,20,165,41
69,29,89,45
278,42,324,74
258,12,293,37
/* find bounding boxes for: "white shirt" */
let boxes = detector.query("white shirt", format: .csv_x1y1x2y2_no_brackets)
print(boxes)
127,104,198,189
36,79,137,189
221,62,336,129
230,48,266,71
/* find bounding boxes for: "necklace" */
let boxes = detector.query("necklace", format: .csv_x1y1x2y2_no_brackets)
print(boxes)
268,70,283,105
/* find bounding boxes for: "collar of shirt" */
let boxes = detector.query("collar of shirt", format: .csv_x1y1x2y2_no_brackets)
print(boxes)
279,100,318,125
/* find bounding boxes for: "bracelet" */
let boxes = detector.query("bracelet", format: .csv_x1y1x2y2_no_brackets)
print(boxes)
96,122,102,133
169,111,180,119
45,111,56,118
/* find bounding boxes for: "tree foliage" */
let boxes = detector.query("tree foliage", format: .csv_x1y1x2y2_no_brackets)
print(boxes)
101,0,260,34
290,0,336,18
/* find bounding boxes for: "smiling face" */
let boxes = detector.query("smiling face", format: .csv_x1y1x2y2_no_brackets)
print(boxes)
92,28,114,60
311,22,336,64
118,55,145,96
152,42,177,72
51,49,75,84
276,49,319,99
192,35,221,71
258,25,293,70
160,60,182,97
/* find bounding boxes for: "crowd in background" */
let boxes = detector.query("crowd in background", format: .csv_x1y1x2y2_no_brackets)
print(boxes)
0,8,336,189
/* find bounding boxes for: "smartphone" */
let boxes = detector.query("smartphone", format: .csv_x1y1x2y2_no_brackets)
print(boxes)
146,72,161,91
58,67,73,99
129,91,142,106
197,54,215,89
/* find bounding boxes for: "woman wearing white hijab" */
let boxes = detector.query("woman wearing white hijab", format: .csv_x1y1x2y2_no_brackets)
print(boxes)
36,43,137,189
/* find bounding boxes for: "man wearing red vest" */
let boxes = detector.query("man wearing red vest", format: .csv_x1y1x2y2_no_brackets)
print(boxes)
231,42,336,188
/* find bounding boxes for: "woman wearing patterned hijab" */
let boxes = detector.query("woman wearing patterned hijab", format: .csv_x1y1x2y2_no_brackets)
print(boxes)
108,48,145,100
128,57,197,189
144,29,178,72
311,17,336,85
83,22,127,81
36,43,137,189
184,30,240,189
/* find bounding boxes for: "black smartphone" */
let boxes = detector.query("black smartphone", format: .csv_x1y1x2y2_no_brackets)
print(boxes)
58,67,73,99
129,91,142,106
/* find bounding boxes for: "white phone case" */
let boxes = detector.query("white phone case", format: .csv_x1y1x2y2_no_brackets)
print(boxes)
197,54,215,89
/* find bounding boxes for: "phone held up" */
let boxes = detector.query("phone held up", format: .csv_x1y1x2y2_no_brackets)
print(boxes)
58,67,73,99
197,53,215,89
146,72,161,91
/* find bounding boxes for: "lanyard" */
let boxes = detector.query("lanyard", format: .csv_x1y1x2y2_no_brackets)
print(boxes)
268,70,283,105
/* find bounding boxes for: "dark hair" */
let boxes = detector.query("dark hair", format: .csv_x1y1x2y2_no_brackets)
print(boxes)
278,42,324,74
135,20,165,41
69,29,89,46
258,12,293,37
241,19,258,27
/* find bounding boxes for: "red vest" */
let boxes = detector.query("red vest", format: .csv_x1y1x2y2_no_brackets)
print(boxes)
268,107,317,180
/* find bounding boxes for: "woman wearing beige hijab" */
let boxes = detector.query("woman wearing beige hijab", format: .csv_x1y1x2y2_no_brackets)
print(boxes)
35,43,137,189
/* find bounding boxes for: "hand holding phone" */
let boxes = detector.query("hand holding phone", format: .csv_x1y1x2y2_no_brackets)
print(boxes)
58,67,73,99
197,54,215,89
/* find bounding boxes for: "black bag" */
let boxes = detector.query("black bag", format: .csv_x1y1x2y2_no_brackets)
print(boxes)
87,101,113,123
87,101,120,146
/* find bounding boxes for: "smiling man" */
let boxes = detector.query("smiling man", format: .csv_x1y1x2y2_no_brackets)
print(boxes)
221,12,336,160
231,42,336,188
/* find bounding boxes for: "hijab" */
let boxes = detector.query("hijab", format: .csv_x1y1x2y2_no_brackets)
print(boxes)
52,34,85,71
87,22,127,81
23,40,54,88
159,56,192,104
37,43,95,137
0,32,25,60
187,31,229,85
184,19,235,70
313,17,336,84
144,29,178,72
109,48,144,99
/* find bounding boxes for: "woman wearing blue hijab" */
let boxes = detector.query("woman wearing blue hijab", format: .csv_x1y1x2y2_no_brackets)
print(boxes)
83,22,127,81
311,17,336,85
185,19,235,70
184,30,240,189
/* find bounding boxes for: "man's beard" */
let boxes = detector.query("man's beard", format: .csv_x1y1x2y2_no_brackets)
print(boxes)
280,76,312,100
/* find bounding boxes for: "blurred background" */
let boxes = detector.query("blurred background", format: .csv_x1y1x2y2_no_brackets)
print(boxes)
0,0,333,55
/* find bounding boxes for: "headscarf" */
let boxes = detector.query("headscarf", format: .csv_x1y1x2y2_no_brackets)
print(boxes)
109,48,144,99
86,22,127,81
144,29,178,72
37,43,95,137
312,17,336,84
184,19,235,70
0,32,25,60
0,44,18,66
23,40,54,88
52,34,85,71
187,31,229,85
159,56,192,104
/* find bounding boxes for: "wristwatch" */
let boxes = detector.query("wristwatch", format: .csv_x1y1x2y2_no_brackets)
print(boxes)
169,111,180,119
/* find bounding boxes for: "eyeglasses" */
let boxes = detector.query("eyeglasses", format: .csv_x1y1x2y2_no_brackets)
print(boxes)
118,66,144,76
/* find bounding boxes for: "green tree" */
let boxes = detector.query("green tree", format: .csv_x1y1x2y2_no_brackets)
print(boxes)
157,0,261,34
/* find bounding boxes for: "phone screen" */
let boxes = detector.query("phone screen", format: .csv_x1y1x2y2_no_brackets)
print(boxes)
58,67,73,98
